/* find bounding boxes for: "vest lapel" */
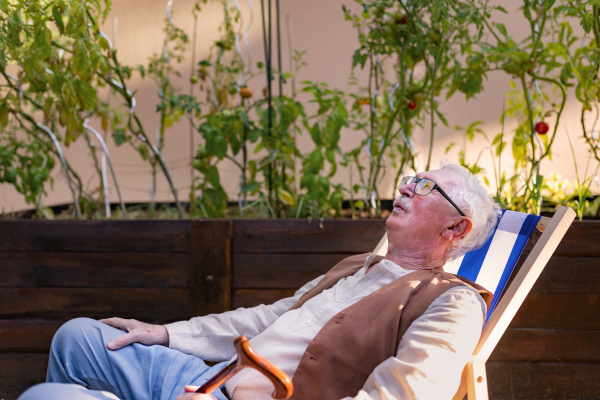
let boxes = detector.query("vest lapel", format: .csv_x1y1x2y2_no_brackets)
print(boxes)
287,253,378,311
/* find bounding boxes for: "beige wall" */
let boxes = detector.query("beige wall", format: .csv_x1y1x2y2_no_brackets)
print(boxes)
1,0,596,213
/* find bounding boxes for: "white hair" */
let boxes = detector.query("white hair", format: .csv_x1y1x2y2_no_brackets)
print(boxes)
440,161,502,261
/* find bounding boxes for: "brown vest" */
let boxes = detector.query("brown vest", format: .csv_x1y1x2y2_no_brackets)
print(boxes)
288,253,492,400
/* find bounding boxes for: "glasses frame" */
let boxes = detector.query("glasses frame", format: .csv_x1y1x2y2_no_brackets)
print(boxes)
398,176,466,217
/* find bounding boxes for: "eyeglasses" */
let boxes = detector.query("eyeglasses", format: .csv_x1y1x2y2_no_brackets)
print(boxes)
398,176,466,216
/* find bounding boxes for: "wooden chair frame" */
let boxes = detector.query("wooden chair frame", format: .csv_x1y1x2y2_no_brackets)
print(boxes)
373,206,576,400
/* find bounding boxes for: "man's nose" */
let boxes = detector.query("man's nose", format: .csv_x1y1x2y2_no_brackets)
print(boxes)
399,183,415,197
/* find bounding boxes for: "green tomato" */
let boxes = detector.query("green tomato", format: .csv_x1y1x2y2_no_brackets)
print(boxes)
228,85,238,95
190,75,199,84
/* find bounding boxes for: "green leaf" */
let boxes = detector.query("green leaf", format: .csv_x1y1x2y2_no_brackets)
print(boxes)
445,142,456,154
352,49,368,69
277,70,287,84
494,23,507,37
309,123,321,144
434,109,448,127
278,188,295,206
309,150,324,174
582,12,594,33
99,36,110,51
241,181,260,194
112,129,127,146
466,121,484,141
52,6,64,35
249,128,261,142
205,165,220,187
492,133,503,146
214,135,228,159
493,5,507,13
35,25,52,59
138,145,149,161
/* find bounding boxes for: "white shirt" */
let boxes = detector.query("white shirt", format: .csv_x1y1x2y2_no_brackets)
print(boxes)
165,257,486,400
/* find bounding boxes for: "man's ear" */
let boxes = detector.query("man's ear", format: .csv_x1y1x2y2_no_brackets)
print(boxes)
442,218,473,242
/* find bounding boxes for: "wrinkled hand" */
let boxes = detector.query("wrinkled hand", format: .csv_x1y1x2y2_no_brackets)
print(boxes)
175,386,217,400
99,317,169,350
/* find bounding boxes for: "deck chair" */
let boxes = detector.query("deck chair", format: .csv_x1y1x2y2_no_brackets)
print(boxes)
372,205,576,400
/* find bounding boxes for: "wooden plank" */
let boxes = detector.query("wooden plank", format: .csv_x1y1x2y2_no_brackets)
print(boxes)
530,256,600,294
191,219,232,316
511,293,600,330
0,353,48,386
233,219,386,254
0,320,64,352
0,288,190,322
487,362,600,399
553,220,600,256
490,328,600,363
232,289,297,309
0,385,32,400
0,220,191,253
0,252,190,288
232,253,348,289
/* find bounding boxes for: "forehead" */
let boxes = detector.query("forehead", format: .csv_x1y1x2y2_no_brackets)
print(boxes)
416,169,461,189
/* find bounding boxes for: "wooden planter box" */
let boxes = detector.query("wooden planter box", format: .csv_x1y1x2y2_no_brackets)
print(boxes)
0,219,599,399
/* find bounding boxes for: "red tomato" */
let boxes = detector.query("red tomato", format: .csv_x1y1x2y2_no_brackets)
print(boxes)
535,121,549,135
240,87,253,99
407,100,417,111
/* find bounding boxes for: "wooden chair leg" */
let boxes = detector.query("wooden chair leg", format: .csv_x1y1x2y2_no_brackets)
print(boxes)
466,360,489,400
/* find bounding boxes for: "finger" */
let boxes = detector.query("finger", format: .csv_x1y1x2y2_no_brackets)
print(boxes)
107,332,136,351
184,386,200,393
99,317,128,330
175,394,196,400
175,393,215,400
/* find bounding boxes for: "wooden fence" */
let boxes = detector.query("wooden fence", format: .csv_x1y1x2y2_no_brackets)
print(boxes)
0,219,598,399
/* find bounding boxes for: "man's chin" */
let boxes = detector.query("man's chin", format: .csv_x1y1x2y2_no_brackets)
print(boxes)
385,211,406,229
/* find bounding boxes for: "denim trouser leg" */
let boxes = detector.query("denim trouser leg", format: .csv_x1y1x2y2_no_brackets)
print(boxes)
18,383,122,400
43,318,229,400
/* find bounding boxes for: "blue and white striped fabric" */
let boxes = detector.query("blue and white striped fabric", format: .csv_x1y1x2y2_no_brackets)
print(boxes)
443,210,541,321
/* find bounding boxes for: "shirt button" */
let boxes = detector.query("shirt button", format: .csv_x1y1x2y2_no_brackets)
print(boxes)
306,319,312,324
335,297,341,303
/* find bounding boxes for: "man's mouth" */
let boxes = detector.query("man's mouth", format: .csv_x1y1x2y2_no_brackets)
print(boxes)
393,199,406,212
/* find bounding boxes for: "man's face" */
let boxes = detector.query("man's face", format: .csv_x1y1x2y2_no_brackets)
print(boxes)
386,168,465,255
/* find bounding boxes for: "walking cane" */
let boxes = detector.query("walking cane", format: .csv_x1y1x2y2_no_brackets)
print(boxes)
195,335,293,399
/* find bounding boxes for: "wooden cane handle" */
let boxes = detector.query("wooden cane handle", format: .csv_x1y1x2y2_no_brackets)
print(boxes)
196,336,293,399
234,336,293,399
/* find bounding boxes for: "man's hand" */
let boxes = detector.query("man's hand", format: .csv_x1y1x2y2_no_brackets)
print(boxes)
175,386,217,400
99,317,169,350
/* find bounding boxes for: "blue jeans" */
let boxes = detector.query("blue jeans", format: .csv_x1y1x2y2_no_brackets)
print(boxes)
18,318,229,400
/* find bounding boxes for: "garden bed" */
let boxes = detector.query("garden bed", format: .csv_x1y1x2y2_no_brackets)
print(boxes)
0,218,599,399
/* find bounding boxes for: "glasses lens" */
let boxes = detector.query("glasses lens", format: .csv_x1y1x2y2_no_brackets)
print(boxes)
415,179,435,195
399,176,416,188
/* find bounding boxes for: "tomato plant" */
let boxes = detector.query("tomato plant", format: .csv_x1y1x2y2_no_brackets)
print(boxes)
342,0,488,215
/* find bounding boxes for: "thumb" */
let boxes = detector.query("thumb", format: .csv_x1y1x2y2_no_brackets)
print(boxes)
107,332,135,350
184,386,200,393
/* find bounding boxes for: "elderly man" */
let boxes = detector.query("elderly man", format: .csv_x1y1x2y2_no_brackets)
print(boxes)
19,163,501,400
